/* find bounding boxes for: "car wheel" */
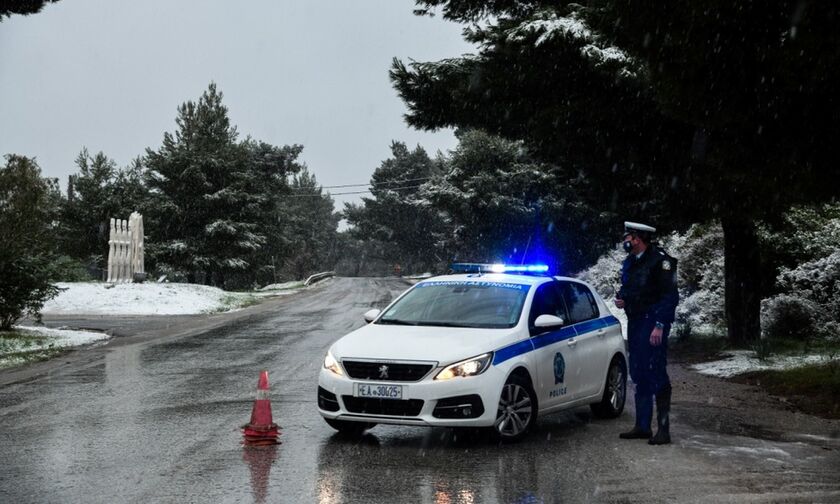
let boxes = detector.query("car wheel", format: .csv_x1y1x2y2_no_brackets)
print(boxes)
324,418,376,435
590,356,627,418
492,374,537,442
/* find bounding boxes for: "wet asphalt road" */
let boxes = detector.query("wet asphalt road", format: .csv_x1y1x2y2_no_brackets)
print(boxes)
1,277,839,503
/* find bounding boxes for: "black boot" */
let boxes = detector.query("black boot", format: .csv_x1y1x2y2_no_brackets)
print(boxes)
619,426,652,439
649,386,671,445
620,393,652,439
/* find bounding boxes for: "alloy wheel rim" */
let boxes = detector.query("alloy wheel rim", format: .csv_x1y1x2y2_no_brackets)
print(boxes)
495,383,532,437
608,365,626,410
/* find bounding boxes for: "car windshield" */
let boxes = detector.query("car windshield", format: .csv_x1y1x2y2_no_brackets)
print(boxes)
377,280,529,329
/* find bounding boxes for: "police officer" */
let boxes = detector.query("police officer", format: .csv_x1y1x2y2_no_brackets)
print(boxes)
615,222,678,445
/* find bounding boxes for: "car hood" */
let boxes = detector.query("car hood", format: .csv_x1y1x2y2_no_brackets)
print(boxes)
331,323,522,366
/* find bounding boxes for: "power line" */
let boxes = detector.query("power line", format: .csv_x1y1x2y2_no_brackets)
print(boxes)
284,184,427,198
290,176,432,191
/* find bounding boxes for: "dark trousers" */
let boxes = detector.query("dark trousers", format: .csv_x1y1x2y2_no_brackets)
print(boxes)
627,317,671,430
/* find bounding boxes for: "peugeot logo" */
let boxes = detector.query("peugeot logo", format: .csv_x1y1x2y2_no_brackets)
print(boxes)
378,365,389,379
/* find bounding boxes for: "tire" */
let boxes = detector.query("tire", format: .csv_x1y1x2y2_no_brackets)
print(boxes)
324,418,376,435
492,373,537,442
590,356,627,418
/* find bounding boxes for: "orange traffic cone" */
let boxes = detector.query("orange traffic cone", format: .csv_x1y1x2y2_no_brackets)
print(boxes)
242,371,281,446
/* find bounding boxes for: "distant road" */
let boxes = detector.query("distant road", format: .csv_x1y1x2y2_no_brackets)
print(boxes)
1,277,838,503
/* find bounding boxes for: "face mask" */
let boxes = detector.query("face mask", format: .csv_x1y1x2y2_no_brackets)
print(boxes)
623,240,633,253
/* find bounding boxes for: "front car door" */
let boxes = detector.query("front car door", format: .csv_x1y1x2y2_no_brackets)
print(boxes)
559,281,605,399
528,282,578,410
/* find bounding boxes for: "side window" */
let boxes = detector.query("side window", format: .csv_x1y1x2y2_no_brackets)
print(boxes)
528,282,568,335
560,282,599,324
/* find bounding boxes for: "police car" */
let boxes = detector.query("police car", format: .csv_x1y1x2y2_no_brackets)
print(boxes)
317,264,627,441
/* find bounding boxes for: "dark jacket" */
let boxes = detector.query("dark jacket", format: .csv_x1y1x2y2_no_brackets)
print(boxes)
619,246,679,323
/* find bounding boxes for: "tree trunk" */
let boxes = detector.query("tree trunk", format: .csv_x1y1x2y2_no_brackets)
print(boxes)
721,216,762,345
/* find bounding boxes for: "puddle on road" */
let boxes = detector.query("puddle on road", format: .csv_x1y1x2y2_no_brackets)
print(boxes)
682,433,830,467
242,444,279,504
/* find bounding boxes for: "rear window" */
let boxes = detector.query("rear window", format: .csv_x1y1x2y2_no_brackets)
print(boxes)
561,282,599,324
377,280,530,329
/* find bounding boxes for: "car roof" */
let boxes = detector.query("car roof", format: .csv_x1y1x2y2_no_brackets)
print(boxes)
419,273,582,286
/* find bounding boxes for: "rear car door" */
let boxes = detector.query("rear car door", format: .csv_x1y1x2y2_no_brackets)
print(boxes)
559,281,604,399
528,282,578,410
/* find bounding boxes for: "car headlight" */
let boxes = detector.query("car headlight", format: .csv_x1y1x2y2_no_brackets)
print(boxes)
434,353,493,381
323,351,344,376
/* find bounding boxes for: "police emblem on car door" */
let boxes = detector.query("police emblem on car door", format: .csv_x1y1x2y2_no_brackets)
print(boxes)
554,352,566,384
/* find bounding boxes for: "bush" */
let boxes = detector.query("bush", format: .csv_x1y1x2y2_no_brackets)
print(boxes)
0,155,61,330
776,250,840,310
668,223,725,336
576,246,624,299
761,294,822,341
577,223,727,338
50,255,91,282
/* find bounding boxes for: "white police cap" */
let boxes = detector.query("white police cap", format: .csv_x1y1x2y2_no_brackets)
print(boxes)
624,221,657,234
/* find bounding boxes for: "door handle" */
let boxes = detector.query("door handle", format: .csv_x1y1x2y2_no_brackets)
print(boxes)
596,329,606,337
567,338,577,348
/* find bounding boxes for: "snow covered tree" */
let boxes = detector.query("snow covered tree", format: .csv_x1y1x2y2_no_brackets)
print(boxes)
392,1,840,344
419,130,610,273
144,83,265,287
240,139,305,286
765,203,840,340
60,149,117,262
280,169,340,280
59,149,147,269
344,142,445,274
0,155,60,330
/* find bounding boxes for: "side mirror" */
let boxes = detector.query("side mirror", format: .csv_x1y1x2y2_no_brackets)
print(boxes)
534,314,565,328
363,309,381,323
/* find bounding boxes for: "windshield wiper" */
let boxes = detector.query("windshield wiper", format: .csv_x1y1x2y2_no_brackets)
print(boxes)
416,321,474,328
377,318,418,326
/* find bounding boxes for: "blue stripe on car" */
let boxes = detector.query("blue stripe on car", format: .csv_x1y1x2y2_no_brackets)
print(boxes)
603,315,620,328
492,339,535,365
492,315,623,365
573,318,604,334
530,326,576,350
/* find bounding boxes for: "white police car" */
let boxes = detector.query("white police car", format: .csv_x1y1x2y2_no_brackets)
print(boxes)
317,264,627,441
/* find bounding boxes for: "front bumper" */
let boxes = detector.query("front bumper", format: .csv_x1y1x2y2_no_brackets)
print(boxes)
317,366,505,427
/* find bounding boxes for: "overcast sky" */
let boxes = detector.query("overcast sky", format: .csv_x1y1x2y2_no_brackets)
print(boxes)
0,0,473,210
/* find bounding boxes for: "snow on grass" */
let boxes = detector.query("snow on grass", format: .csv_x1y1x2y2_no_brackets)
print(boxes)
41,282,258,316
0,326,110,369
692,350,839,378
259,280,304,291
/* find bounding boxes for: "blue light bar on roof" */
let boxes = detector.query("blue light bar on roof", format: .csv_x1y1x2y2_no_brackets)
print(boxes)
500,264,549,273
449,263,550,274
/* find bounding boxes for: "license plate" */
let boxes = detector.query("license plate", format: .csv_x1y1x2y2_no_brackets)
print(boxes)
355,383,403,400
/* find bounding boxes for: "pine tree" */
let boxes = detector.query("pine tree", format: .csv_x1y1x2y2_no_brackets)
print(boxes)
59,150,148,270
343,142,446,273
392,1,840,343
240,140,305,286
60,149,116,264
420,130,609,272
281,169,340,280
144,83,264,286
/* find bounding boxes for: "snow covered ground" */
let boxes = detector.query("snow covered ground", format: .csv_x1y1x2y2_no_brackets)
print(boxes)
692,350,839,378
1,325,109,368
42,282,270,316
259,280,304,291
